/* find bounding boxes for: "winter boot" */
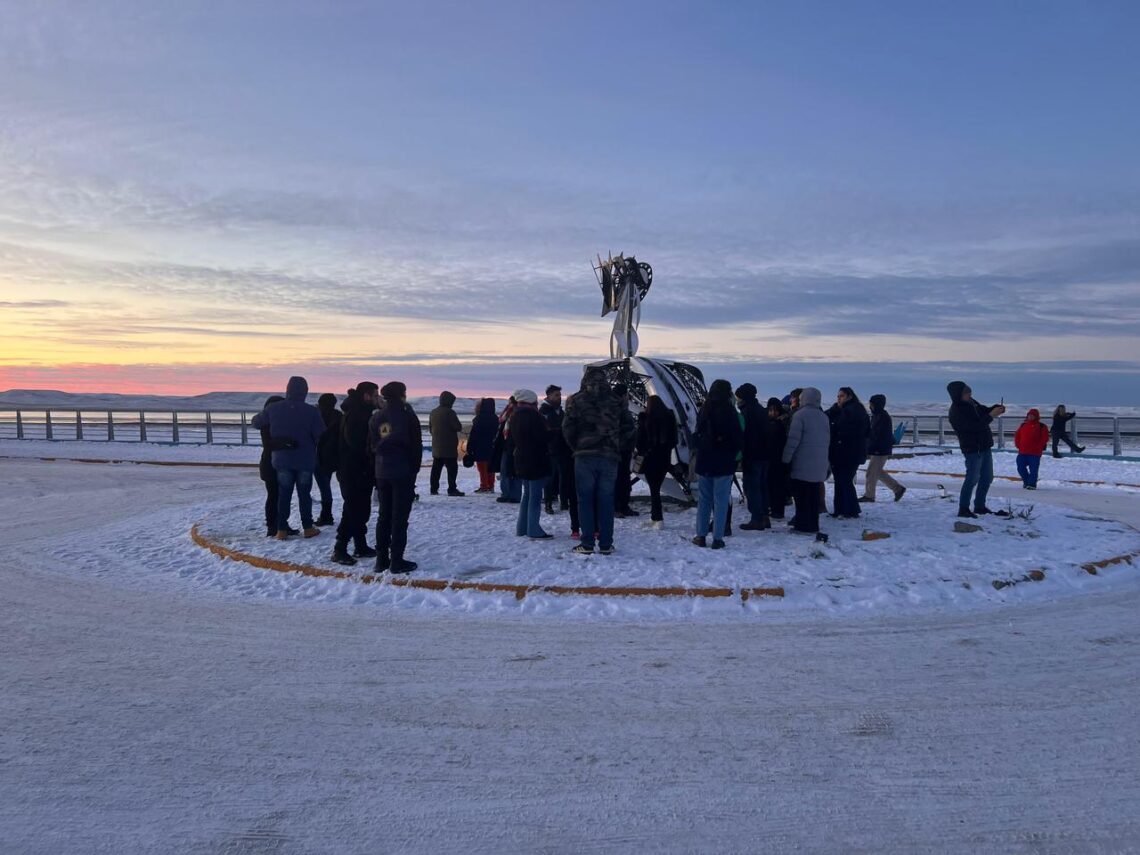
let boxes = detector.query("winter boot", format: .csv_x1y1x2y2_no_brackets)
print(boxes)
739,519,766,531
330,545,356,567
389,557,417,574
692,535,707,548
315,511,335,527
374,551,390,572
303,527,321,538
760,515,771,530
894,486,907,502
447,488,465,497
711,539,726,550
353,542,378,558
275,531,290,541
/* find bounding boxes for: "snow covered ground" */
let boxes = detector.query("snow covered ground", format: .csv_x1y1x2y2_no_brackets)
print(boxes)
2,454,1139,852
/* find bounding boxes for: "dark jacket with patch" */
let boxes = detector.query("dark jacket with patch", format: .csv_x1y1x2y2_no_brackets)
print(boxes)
369,400,424,481
510,404,553,480
336,391,376,487
562,376,636,461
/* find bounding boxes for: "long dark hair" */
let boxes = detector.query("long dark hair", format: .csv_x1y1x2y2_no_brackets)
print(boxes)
643,395,675,449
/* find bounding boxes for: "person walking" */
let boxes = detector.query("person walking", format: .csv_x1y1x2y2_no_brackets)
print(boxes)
947,380,1007,518
860,394,906,503
314,393,341,526
331,382,379,566
509,389,553,539
1015,409,1050,489
828,387,870,518
252,376,326,540
1051,405,1085,457
691,379,744,548
782,386,830,536
428,391,465,496
468,398,498,492
765,397,790,520
562,368,635,555
636,395,678,529
368,381,423,573
735,383,771,531
255,395,289,537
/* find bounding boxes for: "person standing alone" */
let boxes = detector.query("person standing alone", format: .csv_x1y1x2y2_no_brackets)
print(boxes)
1051,405,1084,457
429,391,465,496
947,380,1006,518
1015,409,1049,489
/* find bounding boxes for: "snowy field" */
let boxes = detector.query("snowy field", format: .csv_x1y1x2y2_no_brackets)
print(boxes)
3,451,1139,852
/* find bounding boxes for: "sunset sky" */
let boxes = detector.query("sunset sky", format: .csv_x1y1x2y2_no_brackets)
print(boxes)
1,0,1138,397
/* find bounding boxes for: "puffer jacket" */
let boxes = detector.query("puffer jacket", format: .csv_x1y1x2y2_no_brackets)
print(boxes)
428,391,463,458
510,403,553,480
782,386,830,482
369,399,424,481
1015,409,1050,456
562,373,636,460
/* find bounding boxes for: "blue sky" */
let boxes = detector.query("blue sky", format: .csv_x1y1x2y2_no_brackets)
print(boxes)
1,0,1138,396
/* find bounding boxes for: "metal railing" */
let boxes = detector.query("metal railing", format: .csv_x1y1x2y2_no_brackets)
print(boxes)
0,408,1137,456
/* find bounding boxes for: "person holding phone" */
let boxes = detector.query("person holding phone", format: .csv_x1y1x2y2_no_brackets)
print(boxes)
947,380,1007,519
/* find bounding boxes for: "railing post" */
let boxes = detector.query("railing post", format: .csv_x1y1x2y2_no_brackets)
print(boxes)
937,416,945,446
172,411,180,444
45,409,54,440
240,412,249,445
996,416,1004,449
1113,417,1122,457
107,411,115,441
205,411,214,445
16,409,24,440
911,416,919,447
139,411,147,442
76,410,84,440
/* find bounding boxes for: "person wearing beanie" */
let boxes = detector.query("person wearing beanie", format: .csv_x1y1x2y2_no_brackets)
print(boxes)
367,381,423,573
509,388,553,538
428,390,465,497
562,368,636,554
692,379,744,548
947,380,1006,518
313,393,341,527
782,386,829,536
330,383,379,566
1015,408,1050,489
735,382,772,531
765,397,790,519
251,376,326,540
859,394,905,503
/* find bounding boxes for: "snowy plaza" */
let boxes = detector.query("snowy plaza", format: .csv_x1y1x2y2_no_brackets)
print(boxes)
3,442,1138,852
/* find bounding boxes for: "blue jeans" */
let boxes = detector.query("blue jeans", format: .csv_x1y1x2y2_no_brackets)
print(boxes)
275,467,314,531
314,469,334,518
960,450,994,512
741,460,769,521
575,456,618,550
696,474,733,541
1016,454,1041,488
517,478,549,537
499,452,522,501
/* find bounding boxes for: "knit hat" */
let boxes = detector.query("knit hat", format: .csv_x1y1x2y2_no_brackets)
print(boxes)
380,381,407,401
766,397,784,411
513,388,538,404
734,383,757,400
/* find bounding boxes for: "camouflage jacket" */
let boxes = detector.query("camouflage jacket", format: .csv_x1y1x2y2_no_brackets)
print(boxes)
562,377,636,461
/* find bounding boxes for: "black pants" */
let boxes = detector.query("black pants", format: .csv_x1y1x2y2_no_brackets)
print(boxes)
336,475,373,550
430,457,458,492
791,478,822,533
643,453,670,521
831,463,860,517
767,460,787,518
1052,432,1079,454
561,455,580,532
544,454,560,504
615,449,634,511
376,477,415,560
262,476,278,531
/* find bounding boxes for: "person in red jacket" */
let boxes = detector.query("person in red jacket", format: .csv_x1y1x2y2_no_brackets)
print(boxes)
1014,409,1050,489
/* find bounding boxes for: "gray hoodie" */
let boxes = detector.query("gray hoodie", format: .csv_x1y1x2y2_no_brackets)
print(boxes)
782,386,830,482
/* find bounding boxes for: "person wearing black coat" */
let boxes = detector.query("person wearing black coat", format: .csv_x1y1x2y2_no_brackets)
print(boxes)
256,395,290,537
468,398,498,492
735,383,771,531
636,395,678,526
613,384,640,518
947,380,1006,518
827,387,870,518
692,379,744,548
765,398,790,519
860,393,905,503
539,385,568,513
367,381,423,573
314,393,341,526
331,383,378,565
509,389,553,538
1051,405,1084,457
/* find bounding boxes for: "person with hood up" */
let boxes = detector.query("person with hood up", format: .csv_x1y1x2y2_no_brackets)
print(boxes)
827,387,870,518
251,376,326,540
947,380,1007,518
1015,409,1050,489
782,386,830,536
562,368,636,555
428,390,465,496
368,381,423,573
636,395,678,529
860,393,906,503
468,398,498,492
314,393,341,526
691,379,744,548
255,395,293,537
765,397,790,519
1051,405,1084,457
509,388,553,538
331,382,379,566
735,383,771,531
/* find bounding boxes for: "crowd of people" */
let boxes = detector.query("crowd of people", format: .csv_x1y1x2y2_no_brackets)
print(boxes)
250,372,1086,572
